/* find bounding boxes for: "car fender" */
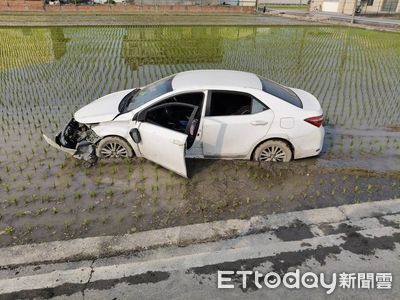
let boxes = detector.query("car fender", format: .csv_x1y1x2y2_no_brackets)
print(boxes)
92,122,141,157
249,132,294,160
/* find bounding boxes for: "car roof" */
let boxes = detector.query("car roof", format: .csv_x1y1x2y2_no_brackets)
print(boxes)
171,70,263,91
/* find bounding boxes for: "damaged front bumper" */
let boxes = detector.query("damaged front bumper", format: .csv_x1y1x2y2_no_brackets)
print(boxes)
43,118,100,163
43,134,76,155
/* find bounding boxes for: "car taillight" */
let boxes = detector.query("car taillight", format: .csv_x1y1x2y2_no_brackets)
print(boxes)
304,115,323,127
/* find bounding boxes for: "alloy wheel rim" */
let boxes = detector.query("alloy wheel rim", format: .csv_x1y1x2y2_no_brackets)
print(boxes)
260,146,286,162
100,142,128,158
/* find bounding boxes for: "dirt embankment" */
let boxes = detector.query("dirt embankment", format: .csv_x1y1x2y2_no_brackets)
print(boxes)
0,1,253,14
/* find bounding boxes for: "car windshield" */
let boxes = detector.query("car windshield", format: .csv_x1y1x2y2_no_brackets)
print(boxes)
259,76,303,108
122,76,174,113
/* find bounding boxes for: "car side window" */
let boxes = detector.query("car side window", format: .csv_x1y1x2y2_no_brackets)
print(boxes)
146,92,204,113
207,91,268,117
145,104,195,133
136,93,203,133
251,98,268,114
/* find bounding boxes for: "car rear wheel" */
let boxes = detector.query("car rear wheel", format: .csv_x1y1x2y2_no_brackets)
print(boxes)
96,137,134,159
254,140,292,162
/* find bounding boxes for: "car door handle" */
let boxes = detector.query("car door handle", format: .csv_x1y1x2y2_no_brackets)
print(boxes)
172,139,184,146
251,120,268,126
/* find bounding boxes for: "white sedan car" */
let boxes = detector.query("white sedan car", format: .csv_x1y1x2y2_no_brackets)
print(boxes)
44,70,324,177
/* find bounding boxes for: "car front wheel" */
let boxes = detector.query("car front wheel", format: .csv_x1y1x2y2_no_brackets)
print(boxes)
254,140,293,162
96,137,134,159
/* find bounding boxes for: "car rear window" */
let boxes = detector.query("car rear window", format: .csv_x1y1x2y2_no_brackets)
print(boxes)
259,77,303,108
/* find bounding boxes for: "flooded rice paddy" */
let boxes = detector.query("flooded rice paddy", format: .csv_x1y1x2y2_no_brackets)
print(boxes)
0,26,399,246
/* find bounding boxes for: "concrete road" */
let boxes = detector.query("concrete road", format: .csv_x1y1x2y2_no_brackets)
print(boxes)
1,200,399,299
312,11,400,27
267,8,400,28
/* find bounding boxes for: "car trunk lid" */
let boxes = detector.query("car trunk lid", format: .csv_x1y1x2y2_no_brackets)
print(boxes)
290,88,323,114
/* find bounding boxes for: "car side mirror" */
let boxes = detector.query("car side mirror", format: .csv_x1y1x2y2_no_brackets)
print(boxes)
129,128,141,144
137,111,146,122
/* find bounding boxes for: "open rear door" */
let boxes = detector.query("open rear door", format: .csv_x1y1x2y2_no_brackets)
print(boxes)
133,103,200,178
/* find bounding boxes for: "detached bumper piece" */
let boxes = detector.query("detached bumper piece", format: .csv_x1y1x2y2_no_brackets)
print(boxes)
43,118,100,165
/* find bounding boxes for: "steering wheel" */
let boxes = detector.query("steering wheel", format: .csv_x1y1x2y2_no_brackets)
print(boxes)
164,105,171,117
163,97,180,115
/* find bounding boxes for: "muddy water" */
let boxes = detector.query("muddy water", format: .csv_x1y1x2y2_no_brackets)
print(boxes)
0,26,399,247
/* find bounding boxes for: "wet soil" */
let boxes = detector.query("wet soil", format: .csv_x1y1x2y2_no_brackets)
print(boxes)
0,156,398,247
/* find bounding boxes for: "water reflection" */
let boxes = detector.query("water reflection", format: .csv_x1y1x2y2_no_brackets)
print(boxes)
122,26,258,70
0,27,69,71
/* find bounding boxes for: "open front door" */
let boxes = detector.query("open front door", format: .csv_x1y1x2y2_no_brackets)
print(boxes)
133,103,200,178
137,123,188,177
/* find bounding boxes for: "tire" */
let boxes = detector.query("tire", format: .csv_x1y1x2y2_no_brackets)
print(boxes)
96,137,134,159
253,140,293,162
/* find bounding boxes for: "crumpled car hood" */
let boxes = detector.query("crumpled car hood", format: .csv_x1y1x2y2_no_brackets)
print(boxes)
74,89,133,124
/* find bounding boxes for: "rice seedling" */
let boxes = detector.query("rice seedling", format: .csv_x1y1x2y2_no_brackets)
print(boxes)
82,218,89,227
2,184,9,193
105,189,114,198
33,208,48,216
24,224,33,235
5,226,14,235
6,197,17,206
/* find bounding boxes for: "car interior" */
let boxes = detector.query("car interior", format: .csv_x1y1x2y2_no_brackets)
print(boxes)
144,92,203,134
208,91,268,116
208,92,252,116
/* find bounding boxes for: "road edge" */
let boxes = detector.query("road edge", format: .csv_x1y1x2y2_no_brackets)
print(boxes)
0,198,399,267
264,11,400,33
